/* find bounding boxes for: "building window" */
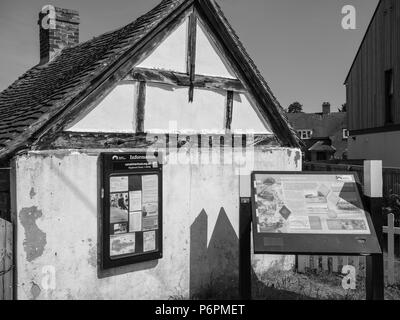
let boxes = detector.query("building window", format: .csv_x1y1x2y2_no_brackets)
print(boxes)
342,129,349,140
385,69,394,124
297,130,313,140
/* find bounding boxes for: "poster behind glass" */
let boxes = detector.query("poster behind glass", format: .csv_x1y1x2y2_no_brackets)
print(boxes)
109,173,159,259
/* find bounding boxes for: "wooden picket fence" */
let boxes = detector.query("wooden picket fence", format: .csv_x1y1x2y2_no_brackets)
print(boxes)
297,255,366,274
297,214,399,285
0,218,12,300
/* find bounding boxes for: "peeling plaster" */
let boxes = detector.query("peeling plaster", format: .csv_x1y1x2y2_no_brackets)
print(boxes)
19,206,47,262
30,187,36,199
294,151,301,168
30,282,41,300
88,243,97,268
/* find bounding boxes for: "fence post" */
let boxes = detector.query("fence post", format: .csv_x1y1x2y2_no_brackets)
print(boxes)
387,213,395,285
364,160,384,300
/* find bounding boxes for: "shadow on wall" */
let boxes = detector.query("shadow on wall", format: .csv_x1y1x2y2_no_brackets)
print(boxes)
189,208,313,300
189,208,239,299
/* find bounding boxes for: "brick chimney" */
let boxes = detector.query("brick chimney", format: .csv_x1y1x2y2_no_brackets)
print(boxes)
322,102,331,115
38,6,80,64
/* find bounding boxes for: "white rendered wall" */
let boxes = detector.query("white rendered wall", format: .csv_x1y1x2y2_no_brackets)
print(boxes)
66,83,136,133
136,18,188,73
13,147,301,300
144,83,226,133
195,21,237,79
231,93,272,134
66,82,272,135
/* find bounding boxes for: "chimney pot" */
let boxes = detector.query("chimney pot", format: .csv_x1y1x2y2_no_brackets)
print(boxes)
38,6,80,64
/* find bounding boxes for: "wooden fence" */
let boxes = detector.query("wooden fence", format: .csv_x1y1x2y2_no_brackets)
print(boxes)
0,218,12,300
384,213,400,284
297,214,399,285
300,162,400,284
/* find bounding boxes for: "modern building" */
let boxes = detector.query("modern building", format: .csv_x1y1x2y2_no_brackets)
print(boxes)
0,1,300,299
345,0,400,168
286,103,348,161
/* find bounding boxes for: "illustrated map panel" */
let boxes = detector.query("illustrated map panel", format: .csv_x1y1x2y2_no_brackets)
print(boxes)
253,174,370,235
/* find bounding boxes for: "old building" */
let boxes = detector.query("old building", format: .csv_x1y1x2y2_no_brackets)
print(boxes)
345,0,400,168
286,103,348,161
0,0,300,299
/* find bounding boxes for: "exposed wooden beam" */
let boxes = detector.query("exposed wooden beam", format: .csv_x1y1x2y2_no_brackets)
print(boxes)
41,132,279,150
225,90,234,131
126,67,246,93
195,1,299,147
135,81,146,133
187,12,197,102
25,2,195,153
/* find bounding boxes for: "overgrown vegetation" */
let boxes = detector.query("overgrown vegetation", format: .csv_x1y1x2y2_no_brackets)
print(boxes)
169,267,400,300
383,192,400,225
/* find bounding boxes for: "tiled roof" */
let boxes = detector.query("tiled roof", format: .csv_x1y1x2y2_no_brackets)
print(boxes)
0,0,185,155
308,140,336,152
0,0,299,159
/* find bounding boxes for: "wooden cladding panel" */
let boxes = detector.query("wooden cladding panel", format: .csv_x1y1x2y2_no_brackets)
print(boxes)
346,0,400,131
0,219,12,300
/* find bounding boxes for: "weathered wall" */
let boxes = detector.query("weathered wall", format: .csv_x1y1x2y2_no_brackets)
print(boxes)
348,131,400,168
13,147,301,300
67,83,136,133
0,169,10,221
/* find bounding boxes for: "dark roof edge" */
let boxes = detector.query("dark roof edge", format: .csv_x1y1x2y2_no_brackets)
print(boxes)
344,0,382,85
197,0,300,148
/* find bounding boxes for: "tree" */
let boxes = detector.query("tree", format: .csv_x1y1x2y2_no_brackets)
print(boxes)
287,102,303,113
338,103,347,112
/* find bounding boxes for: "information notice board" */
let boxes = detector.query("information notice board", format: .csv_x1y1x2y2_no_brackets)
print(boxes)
101,152,163,269
251,172,381,255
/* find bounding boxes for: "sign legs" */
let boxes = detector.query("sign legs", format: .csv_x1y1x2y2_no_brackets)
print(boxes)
239,197,252,300
365,196,384,300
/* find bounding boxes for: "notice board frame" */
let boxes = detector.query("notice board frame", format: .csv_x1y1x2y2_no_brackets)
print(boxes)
250,171,382,256
101,151,163,269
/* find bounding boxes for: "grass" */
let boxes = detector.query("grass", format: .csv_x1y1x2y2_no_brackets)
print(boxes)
168,257,400,300
252,267,400,300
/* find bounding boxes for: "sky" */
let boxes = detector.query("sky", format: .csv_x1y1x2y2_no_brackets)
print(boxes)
0,0,379,113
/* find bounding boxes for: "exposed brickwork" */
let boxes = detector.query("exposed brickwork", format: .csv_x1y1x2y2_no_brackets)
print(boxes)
0,170,10,221
38,7,80,64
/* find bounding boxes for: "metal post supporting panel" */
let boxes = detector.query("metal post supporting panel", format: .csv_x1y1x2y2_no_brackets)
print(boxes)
239,197,252,300
364,160,385,300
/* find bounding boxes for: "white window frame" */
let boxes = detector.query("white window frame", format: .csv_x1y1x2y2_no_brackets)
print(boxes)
342,129,349,139
297,129,313,140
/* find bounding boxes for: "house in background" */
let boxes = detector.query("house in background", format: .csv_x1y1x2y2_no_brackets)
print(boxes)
286,102,348,161
345,0,400,168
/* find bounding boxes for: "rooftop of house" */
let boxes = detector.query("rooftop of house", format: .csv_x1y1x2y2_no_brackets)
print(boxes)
308,140,336,153
0,0,299,161
286,103,347,138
